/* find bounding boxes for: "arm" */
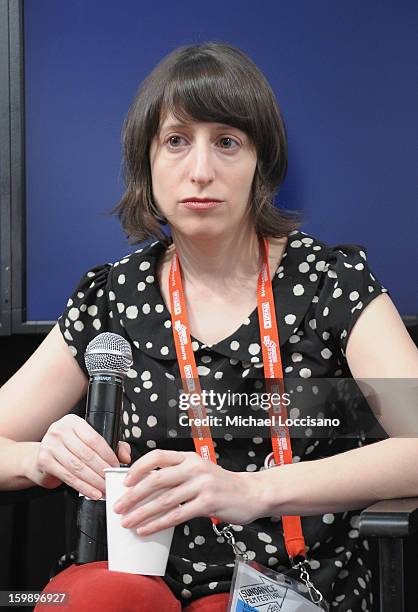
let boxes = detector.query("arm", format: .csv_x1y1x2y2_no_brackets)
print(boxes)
258,293,418,517
0,323,88,490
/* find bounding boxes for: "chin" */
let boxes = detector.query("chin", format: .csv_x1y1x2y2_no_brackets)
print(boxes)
173,220,229,241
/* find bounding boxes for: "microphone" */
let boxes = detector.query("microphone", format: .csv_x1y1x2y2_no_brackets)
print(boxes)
75,332,133,564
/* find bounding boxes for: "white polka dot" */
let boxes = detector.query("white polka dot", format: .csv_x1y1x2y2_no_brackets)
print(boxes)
208,582,218,589
150,393,158,402
315,261,327,271
284,314,296,325
68,307,80,321
265,544,277,554
160,346,169,355
182,574,192,584
132,426,142,438
323,307,329,316
300,368,312,378
308,318,317,330
126,306,138,319
147,440,156,448
321,348,332,359
290,240,302,248
155,304,164,313
289,334,300,343
142,303,151,314
248,343,260,355
118,274,126,285
291,352,303,362
194,536,205,545
257,532,272,543
350,515,360,528
117,303,125,313
230,340,240,351
309,559,320,570
147,416,157,427
137,282,146,291
139,261,151,271
349,291,360,301
357,577,366,589
193,562,206,572
74,321,84,332
293,284,304,296
93,319,101,330
333,288,342,298
298,262,310,273
145,275,154,283
197,365,210,376
127,368,138,378
181,589,192,599
355,262,364,270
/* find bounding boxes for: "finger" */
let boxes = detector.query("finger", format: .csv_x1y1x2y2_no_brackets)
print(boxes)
43,454,103,500
124,449,187,486
136,497,204,536
117,441,131,464
50,440,108,494
74,423,120,468
114,463,188,513
120,482,196,529
62,430,115,479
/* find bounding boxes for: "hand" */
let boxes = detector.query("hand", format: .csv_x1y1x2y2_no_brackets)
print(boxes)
113,449,263,535
23,414,131,499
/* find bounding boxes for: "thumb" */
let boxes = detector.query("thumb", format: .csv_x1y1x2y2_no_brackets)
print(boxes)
117,441,132,465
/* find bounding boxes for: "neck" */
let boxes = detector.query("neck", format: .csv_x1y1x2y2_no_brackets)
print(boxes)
169,223,263,290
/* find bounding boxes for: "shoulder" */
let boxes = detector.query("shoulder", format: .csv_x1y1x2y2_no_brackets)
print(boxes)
292,231,390,357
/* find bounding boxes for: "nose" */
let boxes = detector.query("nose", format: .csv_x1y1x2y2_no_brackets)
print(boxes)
188,140,215,186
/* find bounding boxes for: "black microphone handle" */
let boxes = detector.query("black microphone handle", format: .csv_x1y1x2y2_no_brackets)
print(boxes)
76,372,124,564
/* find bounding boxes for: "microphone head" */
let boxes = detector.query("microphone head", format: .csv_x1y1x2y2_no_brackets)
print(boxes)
84,332,133,376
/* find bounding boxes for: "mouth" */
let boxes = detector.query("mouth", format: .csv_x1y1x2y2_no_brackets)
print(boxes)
180,201,224,210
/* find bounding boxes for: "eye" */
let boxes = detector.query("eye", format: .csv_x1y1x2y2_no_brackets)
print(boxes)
218,136,239,150
166,135,187,148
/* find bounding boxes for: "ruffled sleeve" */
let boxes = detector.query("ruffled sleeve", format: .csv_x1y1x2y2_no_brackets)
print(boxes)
314,244,389,359
57,263,115,377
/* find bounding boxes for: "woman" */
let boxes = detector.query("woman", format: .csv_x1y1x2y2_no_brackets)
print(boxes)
0,42,417,612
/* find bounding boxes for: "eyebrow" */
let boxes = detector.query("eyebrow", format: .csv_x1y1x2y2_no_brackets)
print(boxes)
159,122,238,133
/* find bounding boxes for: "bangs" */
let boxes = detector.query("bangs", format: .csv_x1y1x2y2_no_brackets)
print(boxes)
157,57,255,138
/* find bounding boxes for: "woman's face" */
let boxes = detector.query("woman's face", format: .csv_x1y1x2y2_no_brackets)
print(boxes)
149,112,257,240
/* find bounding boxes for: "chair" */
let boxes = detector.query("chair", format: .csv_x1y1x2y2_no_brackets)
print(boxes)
359,497,418,611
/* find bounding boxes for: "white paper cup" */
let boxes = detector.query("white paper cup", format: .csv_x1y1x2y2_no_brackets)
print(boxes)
104,467,174,575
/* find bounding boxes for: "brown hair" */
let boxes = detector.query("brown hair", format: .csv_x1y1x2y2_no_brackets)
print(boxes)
113,42,302,246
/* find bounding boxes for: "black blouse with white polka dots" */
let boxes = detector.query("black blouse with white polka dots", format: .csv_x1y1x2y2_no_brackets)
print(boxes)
58,229,389,611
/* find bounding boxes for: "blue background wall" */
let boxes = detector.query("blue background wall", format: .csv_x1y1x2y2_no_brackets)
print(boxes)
24,0,417,320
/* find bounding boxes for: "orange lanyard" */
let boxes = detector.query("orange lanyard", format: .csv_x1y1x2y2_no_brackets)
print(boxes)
168,237,306,562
